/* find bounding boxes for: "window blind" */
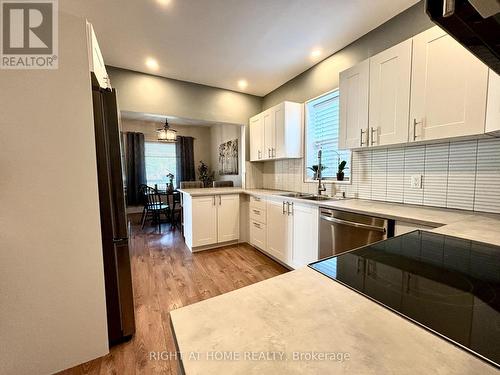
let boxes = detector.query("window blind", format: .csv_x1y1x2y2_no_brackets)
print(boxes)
145,142,177,188
305,90,350,179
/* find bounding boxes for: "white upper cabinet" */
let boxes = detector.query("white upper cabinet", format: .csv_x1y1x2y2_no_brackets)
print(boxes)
263,109,275,159
409,26,489,142
249,102,303,162
369,39,412,146
485,69,500,134
339,59,370,149
249,114,264,161
86,22,110,89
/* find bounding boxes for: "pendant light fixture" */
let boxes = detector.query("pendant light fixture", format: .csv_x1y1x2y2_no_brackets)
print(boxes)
157,118,177,142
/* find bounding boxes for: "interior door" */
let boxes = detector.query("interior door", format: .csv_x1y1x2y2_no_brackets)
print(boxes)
339,59,370,149
369,39,412,146
410,26,489,142
217,194,240,242
266,200,289,262
192,196,217,247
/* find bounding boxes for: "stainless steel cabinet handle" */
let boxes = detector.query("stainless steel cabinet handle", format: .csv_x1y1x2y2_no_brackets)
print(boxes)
370,127,377,146
360,128,367,147
258,150,261,159
413,119,423,141
253,209,260,215
320,215,386,233
282,201,286,214
443,0,455,17
219,195,222,205
286,202,290,215
212,196,216,206
253,222,261,229
254,196,260,202
268,148,271,158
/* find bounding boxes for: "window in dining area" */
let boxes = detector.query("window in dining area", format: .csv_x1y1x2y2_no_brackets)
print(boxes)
144,142,177,188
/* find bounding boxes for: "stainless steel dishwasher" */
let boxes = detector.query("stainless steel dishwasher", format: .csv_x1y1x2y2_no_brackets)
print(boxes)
319,208,394,259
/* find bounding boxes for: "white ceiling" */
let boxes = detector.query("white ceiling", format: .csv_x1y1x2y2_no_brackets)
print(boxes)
121,111,219,127
62,0,419,96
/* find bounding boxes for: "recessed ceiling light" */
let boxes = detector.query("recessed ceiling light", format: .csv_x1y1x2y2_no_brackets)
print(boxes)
311,49,322,59
156,0,171,6
145,57,159,71
238,79,248,90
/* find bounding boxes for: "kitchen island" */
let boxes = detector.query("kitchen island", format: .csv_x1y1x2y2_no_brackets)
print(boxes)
170,266,498,374
174,187,500,374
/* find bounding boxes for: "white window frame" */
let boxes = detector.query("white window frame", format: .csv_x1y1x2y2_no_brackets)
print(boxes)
144,141,177,188
303,88,351,184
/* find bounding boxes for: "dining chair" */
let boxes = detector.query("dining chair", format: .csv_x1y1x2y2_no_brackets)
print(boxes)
140,185,170,233
213,181,234,187
180,181,203,189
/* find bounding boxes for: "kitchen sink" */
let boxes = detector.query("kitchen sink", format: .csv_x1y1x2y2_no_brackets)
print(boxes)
299,195,334,201
279,192,314,198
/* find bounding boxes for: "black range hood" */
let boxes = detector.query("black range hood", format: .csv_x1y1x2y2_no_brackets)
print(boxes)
426,0,500,75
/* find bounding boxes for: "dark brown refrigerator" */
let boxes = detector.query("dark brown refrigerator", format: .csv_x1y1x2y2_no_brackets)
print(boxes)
92,74,135,345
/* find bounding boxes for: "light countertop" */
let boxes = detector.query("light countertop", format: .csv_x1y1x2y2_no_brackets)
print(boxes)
179,187,500,244
170,267,498,374
173,188,500,373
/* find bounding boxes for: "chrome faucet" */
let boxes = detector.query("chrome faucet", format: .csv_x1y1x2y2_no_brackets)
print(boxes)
317,150,327,196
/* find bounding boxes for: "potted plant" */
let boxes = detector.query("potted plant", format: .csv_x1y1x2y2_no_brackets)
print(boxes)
337,160,348,181
307,165,327,180
198,160,215,188
166,173,175,193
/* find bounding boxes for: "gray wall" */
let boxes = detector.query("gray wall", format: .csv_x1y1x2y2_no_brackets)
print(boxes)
262,1,433,109
108,67,262,126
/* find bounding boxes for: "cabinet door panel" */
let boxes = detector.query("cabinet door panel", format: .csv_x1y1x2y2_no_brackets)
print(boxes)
250,220,267,251
291,204,319,268
192,196,217,247
410,26,488,141
485,70,500,133
339,59,369,149
263,110,274,160
273,104,285,158
369,39,412,146
249,115,264,161
217,194,240,242
266,200,289,263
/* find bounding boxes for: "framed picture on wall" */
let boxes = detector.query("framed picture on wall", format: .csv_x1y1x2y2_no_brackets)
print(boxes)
218,139,238,175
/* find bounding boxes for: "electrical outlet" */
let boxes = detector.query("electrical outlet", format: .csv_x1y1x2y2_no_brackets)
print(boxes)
410,174,423,189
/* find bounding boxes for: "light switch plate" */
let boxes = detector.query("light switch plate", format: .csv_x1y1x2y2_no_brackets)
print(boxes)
410,174,423,189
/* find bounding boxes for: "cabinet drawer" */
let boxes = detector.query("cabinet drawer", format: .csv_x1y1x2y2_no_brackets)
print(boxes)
250,220,267,251
249,195,266,211
250,207,266,224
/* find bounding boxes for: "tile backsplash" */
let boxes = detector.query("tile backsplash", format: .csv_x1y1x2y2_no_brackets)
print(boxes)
246,137,500,214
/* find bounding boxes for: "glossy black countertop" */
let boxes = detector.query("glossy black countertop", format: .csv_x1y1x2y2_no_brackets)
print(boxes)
309,230,500,368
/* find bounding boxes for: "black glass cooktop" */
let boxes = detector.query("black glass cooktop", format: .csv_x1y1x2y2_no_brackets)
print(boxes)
309,230,500,368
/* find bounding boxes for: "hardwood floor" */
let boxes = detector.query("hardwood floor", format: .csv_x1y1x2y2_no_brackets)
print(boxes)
58,222,288,375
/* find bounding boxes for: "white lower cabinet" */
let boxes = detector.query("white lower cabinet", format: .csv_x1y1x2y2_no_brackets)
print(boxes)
291,203,319,268
248,196,319,269
266,199,292,263
184,194,239,251
249,220,267,252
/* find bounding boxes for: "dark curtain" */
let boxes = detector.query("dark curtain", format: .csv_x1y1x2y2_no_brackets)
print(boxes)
124,132,146,206
175,136,195,188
